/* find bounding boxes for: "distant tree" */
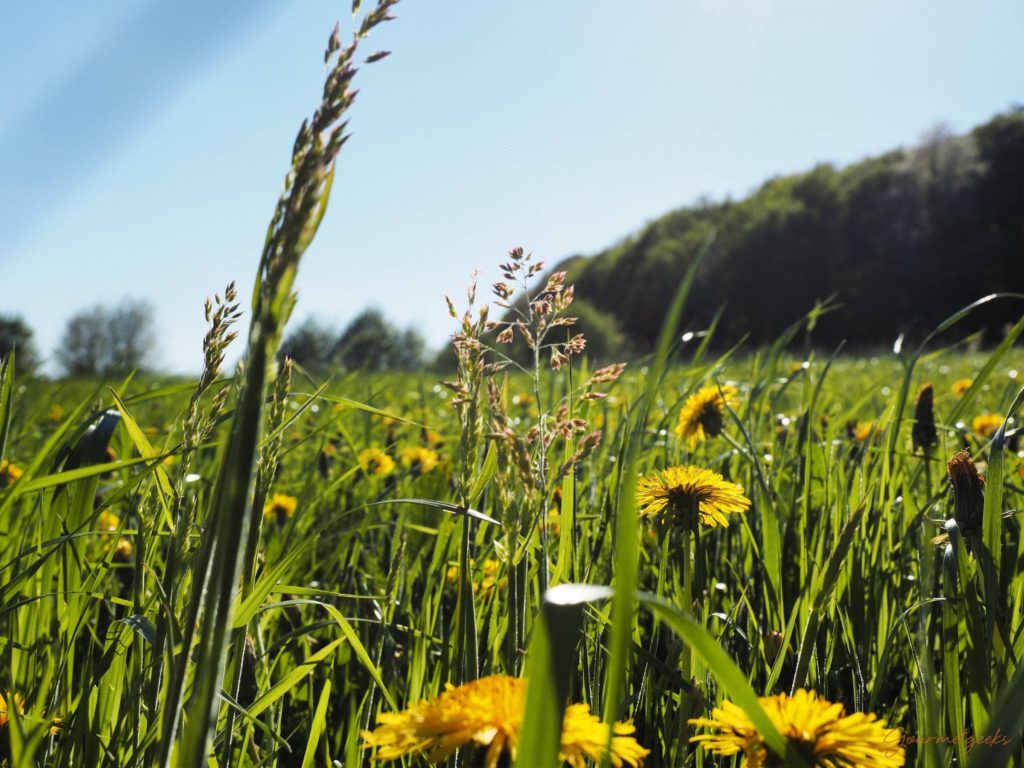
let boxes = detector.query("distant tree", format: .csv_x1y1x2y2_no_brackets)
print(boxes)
0,314,40,373
335,308,425,371
280,317,339,373
57,300,157,376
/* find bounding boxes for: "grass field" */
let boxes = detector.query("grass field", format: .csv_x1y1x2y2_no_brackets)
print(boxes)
2,323,1024,766
3,2,1024,765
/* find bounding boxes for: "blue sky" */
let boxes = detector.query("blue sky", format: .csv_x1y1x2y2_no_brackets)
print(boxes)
1,0,1021,373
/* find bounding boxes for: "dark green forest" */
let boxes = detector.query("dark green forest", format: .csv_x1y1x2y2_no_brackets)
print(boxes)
556,109,1024,358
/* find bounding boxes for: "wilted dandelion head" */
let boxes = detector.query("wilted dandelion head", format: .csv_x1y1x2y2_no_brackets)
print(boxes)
263,493,298,521
361,675,648,768
400,446,439,475
674,385,739,448
947,449,984,536
971,413,1003,439
358,447,396,477
951,378,973,397
689,689,904,767
911,384,937,452
636,466,750,529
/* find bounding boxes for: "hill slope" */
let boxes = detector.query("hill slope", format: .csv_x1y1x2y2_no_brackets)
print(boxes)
559,109,1024,356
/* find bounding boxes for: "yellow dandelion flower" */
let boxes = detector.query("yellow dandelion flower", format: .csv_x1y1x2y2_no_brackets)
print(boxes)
400,446,439,475
113,537,134,560
0,692,25,728
689,689,904,767
972,413,1003,439
852,421,878,442
362,675,648,768
0,459,23,488
636,466,750,529
98,511,121,533
263,493,298,521
49,404,64,422
675,384,739,448
359,447,395,477
951,378,973,397
425,430,445,447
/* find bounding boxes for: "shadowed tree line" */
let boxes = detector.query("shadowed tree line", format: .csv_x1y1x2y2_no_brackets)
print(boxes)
0,305,424,377
552,108,1024,355
279,308,425,373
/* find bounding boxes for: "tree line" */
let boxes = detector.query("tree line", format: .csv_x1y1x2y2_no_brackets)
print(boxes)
556,108,1024,356
0,305,425,377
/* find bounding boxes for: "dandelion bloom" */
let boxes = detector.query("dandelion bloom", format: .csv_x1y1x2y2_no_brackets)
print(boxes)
49,404,64,422
689,689,904,767
113,537,134,560
852,421,879,443
400,446,439,475
951,378,973,397
97,511,121,532
362,675,648,768
636,466,750,529
675,384,739,448
359,447,396,477
0,692,25,727
425,429,445,447
263,493,298,521
0,460,23,488
971,413,1003,439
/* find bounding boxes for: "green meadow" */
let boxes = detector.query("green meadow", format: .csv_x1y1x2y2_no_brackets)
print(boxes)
2,2,1024,766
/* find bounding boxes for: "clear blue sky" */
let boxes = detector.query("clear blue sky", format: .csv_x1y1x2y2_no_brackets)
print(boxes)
1,0,1021,373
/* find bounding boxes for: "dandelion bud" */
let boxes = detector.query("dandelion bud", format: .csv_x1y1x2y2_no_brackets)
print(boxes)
947,449,984,539
912,383,938,453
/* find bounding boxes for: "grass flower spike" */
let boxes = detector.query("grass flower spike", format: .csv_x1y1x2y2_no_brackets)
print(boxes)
675,384,738,447
689,689,904,767
362,675,648,767
636,465,751,529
